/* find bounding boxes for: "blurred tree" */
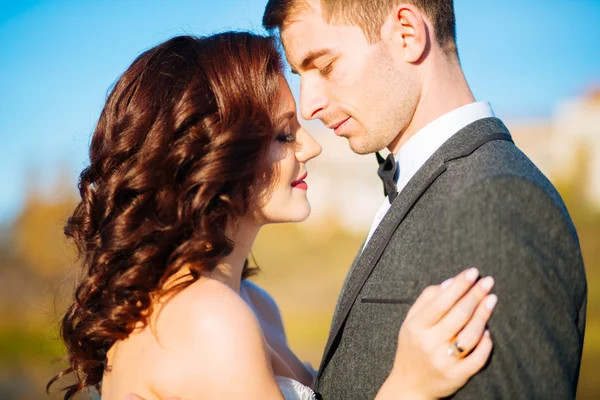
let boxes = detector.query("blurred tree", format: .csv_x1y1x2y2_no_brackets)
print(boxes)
553,145,600,399
11,165,78,279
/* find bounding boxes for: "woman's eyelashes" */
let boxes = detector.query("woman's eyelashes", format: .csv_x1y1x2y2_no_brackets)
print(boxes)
276,132,296,143
276,121,296,143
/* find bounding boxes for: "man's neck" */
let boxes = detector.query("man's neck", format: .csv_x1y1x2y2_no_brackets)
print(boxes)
388,57,475,154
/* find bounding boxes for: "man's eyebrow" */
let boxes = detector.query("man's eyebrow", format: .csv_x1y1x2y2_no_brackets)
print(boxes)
275,111,295,126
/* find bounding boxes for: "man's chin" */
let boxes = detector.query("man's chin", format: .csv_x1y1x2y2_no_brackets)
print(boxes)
348,136,379,155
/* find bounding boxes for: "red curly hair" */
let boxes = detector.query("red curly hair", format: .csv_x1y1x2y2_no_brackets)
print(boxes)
48,32,284,399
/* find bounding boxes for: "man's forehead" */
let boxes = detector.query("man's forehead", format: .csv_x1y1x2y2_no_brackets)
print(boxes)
280,2,333,64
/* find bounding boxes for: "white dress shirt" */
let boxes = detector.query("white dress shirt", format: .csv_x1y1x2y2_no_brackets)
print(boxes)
364,101,495,248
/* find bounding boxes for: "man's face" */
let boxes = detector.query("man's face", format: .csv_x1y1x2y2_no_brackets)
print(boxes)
280,0,419,154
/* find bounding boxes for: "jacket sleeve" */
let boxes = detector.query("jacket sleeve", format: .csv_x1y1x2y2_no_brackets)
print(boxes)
440,176,587,399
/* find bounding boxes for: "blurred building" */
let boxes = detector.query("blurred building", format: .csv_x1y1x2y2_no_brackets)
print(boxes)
509,89,600,207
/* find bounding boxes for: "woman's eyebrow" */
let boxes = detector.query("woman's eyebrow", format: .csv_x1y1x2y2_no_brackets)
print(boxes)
275,111,295,125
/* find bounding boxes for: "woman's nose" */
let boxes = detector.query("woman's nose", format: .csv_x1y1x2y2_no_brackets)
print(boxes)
296,128,322,162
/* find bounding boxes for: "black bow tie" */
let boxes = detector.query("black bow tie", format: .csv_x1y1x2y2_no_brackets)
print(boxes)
376,152,398,204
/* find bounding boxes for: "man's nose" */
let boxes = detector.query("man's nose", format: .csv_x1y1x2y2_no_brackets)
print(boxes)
300,79,328,121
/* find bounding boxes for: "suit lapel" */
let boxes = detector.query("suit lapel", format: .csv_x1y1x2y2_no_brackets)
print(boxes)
317,159,447,379
316,241,364,373
317,118,514,379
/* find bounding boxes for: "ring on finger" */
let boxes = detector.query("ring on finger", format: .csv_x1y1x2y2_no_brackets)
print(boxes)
447,336,467,359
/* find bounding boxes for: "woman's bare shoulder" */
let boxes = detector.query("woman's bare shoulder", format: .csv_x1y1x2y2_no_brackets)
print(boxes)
154,278,264,359
150,278,282,399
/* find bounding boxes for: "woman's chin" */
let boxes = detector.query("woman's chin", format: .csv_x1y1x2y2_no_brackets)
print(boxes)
262,203,311,225
287,202,311,223
291,207,311,223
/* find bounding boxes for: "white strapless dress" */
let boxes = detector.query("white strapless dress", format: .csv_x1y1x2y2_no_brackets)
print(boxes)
276,376,317,400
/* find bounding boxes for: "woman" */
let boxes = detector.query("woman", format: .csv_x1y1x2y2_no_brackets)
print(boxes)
48,33,496,400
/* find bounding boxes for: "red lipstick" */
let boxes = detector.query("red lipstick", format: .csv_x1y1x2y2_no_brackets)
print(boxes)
291,173,308,190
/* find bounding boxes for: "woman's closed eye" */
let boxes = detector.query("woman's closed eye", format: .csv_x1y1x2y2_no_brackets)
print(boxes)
276,132,296,143
276,120,296,143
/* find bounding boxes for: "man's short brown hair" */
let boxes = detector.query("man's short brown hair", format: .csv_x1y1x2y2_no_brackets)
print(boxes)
263,0,457,56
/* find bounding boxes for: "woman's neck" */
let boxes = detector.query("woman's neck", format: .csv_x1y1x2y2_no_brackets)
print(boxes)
209,217,261,293
163,218,261,294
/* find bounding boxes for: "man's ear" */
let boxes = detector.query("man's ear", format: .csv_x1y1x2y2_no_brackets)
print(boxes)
382,4,428,63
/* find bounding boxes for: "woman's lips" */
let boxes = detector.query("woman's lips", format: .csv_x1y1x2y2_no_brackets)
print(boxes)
291,173,308,190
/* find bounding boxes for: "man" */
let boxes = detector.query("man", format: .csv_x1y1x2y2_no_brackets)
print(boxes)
262,0,587,398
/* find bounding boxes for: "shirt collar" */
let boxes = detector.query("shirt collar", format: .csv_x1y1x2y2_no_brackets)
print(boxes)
394,101,495,186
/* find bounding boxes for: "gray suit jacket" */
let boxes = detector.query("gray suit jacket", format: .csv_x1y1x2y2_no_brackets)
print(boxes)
314,118,587,399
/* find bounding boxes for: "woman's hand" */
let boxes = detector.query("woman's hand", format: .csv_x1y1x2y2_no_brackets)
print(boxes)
378,268,497,400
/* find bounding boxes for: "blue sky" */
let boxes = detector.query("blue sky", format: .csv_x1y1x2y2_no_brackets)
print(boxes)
1,0,599,222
